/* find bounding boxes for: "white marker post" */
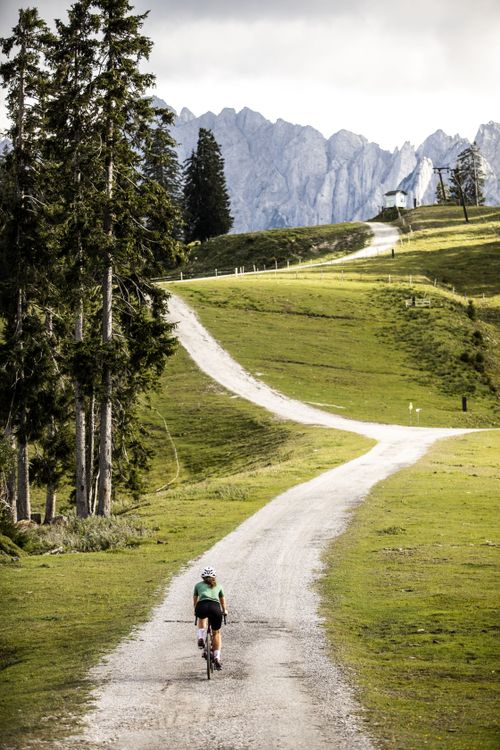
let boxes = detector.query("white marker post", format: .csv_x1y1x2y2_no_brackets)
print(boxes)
409,401,413,425
415,407,422,425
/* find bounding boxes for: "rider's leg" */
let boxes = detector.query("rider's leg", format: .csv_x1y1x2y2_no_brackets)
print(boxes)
212,628,222,668
212,628,221,654
197,617,207,645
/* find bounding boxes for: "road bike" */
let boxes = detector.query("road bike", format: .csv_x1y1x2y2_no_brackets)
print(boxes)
199,614,226,680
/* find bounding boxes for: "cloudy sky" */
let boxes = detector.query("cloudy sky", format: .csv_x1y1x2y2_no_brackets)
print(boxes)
1,0,498,150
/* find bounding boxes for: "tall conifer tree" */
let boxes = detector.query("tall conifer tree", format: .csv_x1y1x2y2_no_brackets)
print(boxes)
91,0,177,514
450,142,486,206
46,0,101,518
142,108,185,270
0,8,53,521
183,128,233,243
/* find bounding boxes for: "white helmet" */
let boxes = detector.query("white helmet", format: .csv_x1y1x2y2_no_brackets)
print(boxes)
201,566,216,579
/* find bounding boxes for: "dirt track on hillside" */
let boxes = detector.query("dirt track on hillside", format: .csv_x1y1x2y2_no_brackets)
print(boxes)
68,223,474,750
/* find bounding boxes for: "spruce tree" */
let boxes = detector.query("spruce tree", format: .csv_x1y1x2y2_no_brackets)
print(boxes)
46,0,101,518
0,8,54,521
183,128,233,243
450,142,486,206
1,2,180,522
91,0,178,514
435,180,451,204
142,107,185,271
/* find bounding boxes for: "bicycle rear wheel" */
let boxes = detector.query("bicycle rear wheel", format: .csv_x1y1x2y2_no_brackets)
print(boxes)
206,629,212,680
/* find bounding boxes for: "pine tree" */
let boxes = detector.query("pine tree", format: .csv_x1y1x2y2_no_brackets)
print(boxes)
450,142,486,206
0,8,54,521
142,107,185,271
46,0,101,518
183,128,233,243
91,0,178,515
435,180,451,204
1,2,179,522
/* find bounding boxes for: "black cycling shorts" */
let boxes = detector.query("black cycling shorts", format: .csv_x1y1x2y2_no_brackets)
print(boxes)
195,599,223,631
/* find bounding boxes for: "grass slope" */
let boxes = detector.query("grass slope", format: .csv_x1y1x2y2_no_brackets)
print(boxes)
320,430,500,750
169,275,499,427
171,222,370,278
363,205,500,298
0,346,370,748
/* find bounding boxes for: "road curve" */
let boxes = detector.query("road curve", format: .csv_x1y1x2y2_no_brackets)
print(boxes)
70,223,473,750
302,221,400,267
174,220,399,283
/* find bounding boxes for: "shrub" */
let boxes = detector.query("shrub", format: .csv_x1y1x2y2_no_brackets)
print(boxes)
467,300,476,320
472,329,484,346
0,501,24,547
19,515,151,555
0,532,24,558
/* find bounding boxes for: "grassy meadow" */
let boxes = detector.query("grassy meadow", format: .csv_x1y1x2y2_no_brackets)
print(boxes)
359,205,500,298
320,430,500,750
0,346,370,748
168,274,499,428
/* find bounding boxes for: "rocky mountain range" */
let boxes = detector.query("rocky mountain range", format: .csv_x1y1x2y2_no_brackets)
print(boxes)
167,101,500,234
2,104,497,235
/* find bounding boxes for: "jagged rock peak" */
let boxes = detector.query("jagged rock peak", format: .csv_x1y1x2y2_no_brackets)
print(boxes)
179,107,196,122
327,129,367,161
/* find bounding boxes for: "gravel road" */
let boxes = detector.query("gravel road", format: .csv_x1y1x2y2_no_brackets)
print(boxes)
70,223,473,750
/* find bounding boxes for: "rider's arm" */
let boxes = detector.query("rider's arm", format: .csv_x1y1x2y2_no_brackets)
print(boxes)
193,594,198,609
219,594,227,614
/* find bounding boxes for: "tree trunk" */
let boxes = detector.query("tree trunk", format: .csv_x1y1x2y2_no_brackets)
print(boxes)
97,104,114,517
16,288,30,521
86,391,96,515
4,429,17,523
16,417,30,521
97,261,113,517
75,299,88,518
6,468,17,523
44,481,56,524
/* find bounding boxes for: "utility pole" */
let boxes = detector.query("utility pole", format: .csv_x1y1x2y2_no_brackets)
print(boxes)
471,142,479,206
433,166,449,201
453,168,469,223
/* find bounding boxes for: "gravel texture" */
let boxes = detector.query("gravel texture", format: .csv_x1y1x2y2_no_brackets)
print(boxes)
69,223,475,750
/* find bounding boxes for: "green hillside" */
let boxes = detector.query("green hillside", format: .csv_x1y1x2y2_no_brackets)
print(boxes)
321,430,500,750
167,212,500,428
361,205,500,297
169,221,370,278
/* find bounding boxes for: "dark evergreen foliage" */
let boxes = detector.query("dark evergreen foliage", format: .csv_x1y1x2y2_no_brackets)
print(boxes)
183,128,233,243
0,1,181,520
0,8,57,520
449,142,486,206
435,180,451,204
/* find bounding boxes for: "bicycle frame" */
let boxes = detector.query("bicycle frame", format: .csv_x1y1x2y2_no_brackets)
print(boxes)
196,613,226,680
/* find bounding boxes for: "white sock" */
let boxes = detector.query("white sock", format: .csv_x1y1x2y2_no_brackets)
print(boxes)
214,649,221,660
197,628,206,640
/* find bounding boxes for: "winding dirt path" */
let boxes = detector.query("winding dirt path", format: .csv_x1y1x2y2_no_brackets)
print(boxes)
72,223,473,750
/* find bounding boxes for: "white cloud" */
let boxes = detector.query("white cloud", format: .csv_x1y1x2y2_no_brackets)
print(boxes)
1,0,498,150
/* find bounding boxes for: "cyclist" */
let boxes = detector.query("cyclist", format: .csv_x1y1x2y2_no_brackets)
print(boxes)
193,566,227,670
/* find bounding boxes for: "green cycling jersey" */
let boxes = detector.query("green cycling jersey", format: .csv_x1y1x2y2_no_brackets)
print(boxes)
193,580,224,604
